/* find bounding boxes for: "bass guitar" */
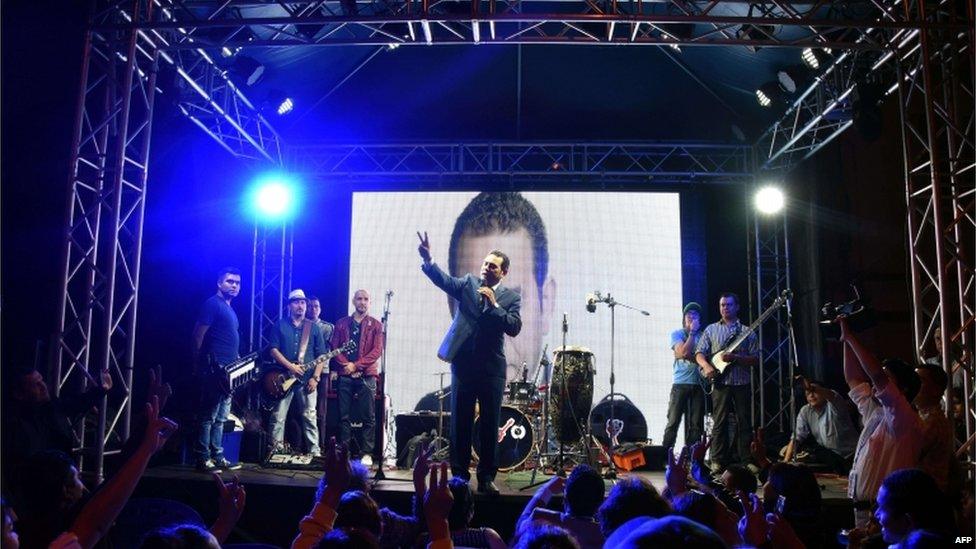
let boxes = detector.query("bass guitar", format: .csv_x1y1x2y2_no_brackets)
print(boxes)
262,340,356,400
702,290,791,383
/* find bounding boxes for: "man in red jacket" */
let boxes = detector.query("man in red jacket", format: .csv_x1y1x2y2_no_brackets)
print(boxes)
330,289,384,465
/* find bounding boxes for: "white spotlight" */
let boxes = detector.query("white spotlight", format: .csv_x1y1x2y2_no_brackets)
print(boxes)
755,186,785,214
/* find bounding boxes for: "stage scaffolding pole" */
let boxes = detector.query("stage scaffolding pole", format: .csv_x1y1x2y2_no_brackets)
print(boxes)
55,0,159,483
897,0,975,472
249,222,293,355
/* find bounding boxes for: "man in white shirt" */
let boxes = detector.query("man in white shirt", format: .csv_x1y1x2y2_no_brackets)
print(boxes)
839,316,922,528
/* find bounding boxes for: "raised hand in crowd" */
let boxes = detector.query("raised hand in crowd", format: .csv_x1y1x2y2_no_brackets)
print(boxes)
665,446,690,498
66,395,178,548
210,472,247,544
689,436,714,486
750,428,771,470
413,442,436,494
423,462,454,544
737,492,767,547
146,366,172,413
766,511,806,549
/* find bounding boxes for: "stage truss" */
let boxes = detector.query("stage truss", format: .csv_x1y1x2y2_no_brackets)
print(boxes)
55,0,974,480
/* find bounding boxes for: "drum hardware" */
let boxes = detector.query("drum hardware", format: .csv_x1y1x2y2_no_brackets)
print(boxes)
585,291,650,479
431,371,451,461
472,405,536,471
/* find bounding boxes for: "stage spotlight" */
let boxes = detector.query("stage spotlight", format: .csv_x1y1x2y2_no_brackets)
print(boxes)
247,174,301,222
263,89,294,116
756,81,781,107
754,186,785,214
801,47,832,70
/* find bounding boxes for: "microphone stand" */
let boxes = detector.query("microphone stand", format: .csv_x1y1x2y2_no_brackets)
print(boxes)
373,290,406,482
593,292,650,479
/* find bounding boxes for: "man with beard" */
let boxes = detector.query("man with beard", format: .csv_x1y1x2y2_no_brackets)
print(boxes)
330,289,385,465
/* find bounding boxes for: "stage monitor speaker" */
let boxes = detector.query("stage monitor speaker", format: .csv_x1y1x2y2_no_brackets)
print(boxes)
395,413,451,467
589,393,648,446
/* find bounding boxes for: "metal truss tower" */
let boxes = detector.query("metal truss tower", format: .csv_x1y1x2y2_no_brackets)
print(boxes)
55,1,159,482
249,223,294,354
749,201,795,433
897,0,975,466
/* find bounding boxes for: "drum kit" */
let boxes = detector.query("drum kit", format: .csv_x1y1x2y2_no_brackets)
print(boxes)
470,345,601,473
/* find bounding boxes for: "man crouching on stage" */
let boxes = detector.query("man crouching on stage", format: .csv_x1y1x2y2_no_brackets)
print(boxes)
418,231,521,495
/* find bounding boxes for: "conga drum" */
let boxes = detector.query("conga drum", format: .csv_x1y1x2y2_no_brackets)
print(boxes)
549,346,595,443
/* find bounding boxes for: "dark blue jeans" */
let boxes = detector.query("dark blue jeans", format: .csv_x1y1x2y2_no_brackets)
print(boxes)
450,373,505,483
337,376,376,457
662,383,705,451
195,393,231,463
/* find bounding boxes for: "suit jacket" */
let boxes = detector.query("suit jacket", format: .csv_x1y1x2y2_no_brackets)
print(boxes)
330,314,384,377
422,262,522,378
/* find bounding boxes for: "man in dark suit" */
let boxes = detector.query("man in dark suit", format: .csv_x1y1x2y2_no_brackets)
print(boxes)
418,231,522,494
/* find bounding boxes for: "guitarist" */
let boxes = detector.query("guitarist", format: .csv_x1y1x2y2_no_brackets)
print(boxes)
267,289,328,456
694,292,759,474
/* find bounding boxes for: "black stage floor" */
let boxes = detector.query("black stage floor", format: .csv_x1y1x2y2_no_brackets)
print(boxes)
137,463,854,547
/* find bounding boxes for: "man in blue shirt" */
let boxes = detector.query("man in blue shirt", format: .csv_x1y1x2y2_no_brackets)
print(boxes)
191,267,242,472
267,289,328,456
662,302,705,452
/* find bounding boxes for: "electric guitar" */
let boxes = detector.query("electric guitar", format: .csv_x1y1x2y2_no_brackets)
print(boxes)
701,290,791,382
262,340,356,400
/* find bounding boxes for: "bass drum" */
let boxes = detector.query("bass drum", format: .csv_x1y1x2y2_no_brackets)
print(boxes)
549,346,595,443
472,405,535,471
588,394,648,446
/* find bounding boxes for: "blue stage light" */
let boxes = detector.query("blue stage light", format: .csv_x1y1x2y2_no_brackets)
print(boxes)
247,174,301,222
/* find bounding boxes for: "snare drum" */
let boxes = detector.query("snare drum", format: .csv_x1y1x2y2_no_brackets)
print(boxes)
472,405,535,471
550,346,595,443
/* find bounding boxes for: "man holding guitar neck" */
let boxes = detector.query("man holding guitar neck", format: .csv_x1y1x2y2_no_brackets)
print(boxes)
268,289,329,456
695,292,759,474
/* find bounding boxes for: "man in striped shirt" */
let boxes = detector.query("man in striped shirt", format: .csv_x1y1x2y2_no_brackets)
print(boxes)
695,292,759,473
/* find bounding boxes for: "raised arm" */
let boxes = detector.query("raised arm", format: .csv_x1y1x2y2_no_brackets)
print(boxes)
67,397,178,549
839,316,884,390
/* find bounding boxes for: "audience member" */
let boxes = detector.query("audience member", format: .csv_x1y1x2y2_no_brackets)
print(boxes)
417,477,506,548
896,528,954,549
603,515,727,549
138,523,220,548
914,364,954,493
2,366,112,483
595,475,671,538
317,528,381,548
720,464,758,496
515,465,605,548
762,462,824,548
2,497,19,549
782,376,859,473
672,491,739,546
737,492,805,549
333,491,381,539
839,316,922,527
511,523,580,549
874,469,954,546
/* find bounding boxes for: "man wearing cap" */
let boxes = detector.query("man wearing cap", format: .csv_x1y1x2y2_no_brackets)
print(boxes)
330,289,385,465
267,289,329,455
662,302,706,452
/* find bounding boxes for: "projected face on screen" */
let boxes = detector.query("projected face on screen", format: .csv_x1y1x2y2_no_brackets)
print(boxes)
448,193,556,381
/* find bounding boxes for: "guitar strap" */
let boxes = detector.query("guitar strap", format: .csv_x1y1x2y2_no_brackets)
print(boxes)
297,320,312,364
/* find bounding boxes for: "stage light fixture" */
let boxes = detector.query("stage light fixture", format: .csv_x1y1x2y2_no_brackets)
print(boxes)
276,97,294,115
247,174,301,222
776,65,811,95
801,47,832,70
756,82,781,107
230,55,265,86
754,186,785,214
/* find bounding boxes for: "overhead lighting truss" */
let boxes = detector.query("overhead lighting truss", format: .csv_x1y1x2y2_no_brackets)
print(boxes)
97,0,965,49
283,142,753,185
